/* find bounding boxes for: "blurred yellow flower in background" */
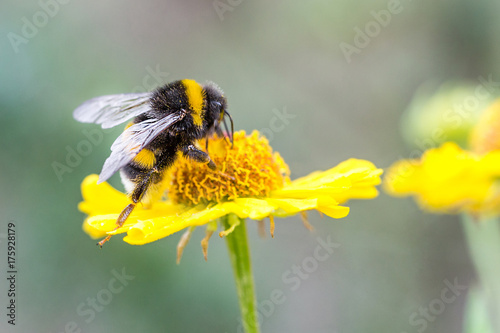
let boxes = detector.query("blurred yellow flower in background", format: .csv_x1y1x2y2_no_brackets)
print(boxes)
385,97,500,216
388,94,500,333
469,99,500,154
384,142,500,215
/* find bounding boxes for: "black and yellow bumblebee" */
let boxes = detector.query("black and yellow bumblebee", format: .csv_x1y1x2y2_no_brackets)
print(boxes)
74,79,234,247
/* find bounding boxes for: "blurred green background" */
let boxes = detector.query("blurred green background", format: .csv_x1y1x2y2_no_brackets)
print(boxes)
1,0,500,332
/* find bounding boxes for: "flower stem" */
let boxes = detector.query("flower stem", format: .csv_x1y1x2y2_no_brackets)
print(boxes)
461,214,500,331
223,214,260,333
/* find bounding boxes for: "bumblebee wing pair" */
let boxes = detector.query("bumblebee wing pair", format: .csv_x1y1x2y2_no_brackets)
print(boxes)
73,93,150,128
73,93,186,183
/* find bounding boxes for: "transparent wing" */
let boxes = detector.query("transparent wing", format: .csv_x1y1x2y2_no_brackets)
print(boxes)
73,93,152,129
98,111,186,183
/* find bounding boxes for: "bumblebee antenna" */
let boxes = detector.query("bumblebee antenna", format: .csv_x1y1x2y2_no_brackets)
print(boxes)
222,118,231,146
224,110,234,148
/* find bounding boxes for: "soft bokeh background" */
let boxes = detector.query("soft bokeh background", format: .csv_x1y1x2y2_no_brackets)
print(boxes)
1,0,499,332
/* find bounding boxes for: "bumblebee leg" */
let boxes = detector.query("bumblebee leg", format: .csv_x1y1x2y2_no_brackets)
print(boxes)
182,144,216,170
97,171,155,248
97,203,135,247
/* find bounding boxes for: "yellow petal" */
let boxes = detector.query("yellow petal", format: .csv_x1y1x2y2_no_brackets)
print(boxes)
317,205,350,219
82,217,107,239
231,198,276,220
122,204,232,245
272,159,382,204
78,174,130,215
266,198,319,215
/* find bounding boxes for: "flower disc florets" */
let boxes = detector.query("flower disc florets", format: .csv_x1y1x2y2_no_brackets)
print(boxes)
168,130,290,205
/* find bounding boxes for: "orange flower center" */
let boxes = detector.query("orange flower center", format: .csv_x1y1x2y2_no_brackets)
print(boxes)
168,130,290,205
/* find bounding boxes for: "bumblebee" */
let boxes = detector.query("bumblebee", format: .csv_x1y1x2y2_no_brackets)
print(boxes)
74,79,234,247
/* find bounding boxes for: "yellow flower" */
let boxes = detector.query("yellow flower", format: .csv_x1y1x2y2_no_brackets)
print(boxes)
384,142,500,214
79,130,382,255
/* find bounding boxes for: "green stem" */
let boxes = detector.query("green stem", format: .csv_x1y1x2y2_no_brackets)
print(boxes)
461,214,500,331
223,214,260,333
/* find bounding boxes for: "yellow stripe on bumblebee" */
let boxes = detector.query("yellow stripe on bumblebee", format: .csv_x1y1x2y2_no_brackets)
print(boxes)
181,79,205,127
133,149,156,168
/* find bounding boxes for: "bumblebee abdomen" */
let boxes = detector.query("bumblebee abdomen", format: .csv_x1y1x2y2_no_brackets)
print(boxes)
132,148,156,169
120,149,172,199
122,133,182,184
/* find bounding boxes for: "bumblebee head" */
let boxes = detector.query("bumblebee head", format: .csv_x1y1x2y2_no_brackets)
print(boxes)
203,82,233,146
203,82,226,118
